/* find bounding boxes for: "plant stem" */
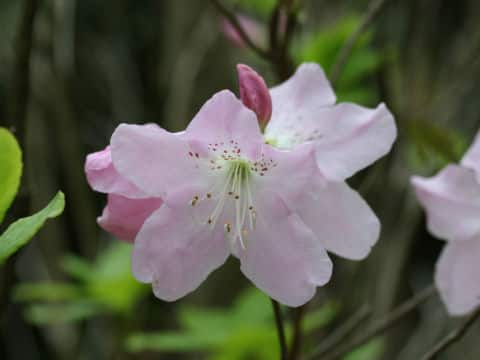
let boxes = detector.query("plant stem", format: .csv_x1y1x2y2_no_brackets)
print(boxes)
288,304,306,360
210,0,271,60
420,307,480,360
271,299,288,360
320,284,436,360
329,0,389,86
306,304,371,360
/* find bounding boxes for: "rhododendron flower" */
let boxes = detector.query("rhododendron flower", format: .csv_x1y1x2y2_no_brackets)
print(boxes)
110,90,334,306
412,132,480,315
220,14,265,49
239,63,396,260
85,146,163,242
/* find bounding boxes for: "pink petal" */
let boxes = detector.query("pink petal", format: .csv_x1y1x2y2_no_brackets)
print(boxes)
412,165,480,241
266,102,396,181
295,179,380,260
461,131,480,180
237,64,272,126
111,124,205,197
97,194,163,242
269,63,336,116
85,146,145,198
255,143,320,204
435,239,480,315
131,203,229,301
185,90,263,159
239,191,332,307
312,103,396,181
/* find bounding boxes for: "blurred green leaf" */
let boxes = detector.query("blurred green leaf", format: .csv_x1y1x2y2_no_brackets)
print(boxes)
61,254,95,281
344,339,384,360
295,15,382,105
226,0,276,17
25,302,100,325
126,332,222,353
0,191,65,264
405,120,468,171
126,286,338,359
86,242,147,312
0,127,22,224
13,282,82,302
179,307,231,335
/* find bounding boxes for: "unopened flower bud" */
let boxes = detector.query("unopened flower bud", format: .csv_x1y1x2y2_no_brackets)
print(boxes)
237,64,272,127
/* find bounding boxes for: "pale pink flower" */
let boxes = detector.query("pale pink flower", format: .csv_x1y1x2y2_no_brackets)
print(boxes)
412,132,480,315
220,14,265,49
237,64,272,126
85,146,163,242
110,90,334,306
256,63,397,260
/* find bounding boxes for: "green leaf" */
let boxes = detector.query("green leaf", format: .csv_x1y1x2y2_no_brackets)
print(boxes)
13,282,82,303
61,254,95,281
0,191,65,264
226,0,277,17
24,301,100,325
86,242,147,312
405,120,468,171
126,332,222,353
0,127,22,224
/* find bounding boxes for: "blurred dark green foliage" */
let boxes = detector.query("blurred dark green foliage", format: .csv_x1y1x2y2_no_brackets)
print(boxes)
13,242,147,324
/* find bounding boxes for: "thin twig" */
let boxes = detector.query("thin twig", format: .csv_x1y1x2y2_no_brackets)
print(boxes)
288,304,306,360
10,0,39,145
329,0,388,85
306,304,371,360
420,307,480,360
320,285,436,360
210,0,271,59
271,299,288,360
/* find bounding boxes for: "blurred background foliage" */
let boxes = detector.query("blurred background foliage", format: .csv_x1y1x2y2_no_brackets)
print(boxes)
1,0,480,359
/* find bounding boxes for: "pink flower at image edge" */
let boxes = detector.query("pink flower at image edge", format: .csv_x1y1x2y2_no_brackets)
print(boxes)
412,132,480,316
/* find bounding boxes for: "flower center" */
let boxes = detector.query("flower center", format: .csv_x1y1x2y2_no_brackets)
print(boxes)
190,159,257,251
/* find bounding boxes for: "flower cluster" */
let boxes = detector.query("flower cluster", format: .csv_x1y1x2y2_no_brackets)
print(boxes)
85,63,396,307
412,133,480,315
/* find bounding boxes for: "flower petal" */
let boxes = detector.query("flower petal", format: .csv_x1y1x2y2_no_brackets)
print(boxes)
461,131,480,180
435,239,480,316
412,165,480,241
295,180,380,260
97,194,162,242
185,90,263,159
111,124,205,197
85,146,145,198
269,63,336,114
131,202,229,301
255,143,320,204
239,191,332,307
312,103,396,181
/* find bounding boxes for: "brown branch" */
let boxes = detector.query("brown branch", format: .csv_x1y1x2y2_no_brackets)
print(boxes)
271,299,288,360
306,304,371,360
210,0,271,59
420,307,480,360
329,0,388,86
320,285,436,360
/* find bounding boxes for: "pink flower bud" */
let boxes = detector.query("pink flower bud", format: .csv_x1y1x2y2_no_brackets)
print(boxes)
237,64,272,127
